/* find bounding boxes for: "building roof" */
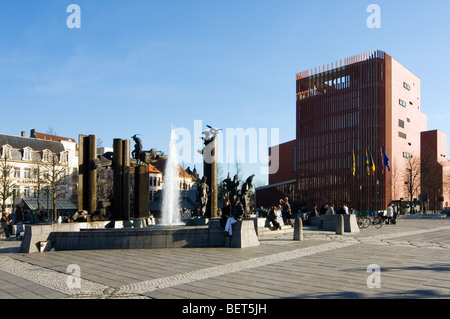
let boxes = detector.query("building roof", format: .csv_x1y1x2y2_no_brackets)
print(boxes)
22,198,77,211
129,163,163,175
30,129,76,143
149,163,163,174
153,158,192,180
0,134,65,161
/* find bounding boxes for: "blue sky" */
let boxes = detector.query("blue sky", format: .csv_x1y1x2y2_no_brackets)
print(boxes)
1,0,449,184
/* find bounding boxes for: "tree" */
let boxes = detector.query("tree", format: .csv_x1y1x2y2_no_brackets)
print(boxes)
42,152,69,220
32,162,46,212
403,155,421,214
0,156,15,213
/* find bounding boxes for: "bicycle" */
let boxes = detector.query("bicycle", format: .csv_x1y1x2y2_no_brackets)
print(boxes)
369,215,384,229
357,212,371,229
357,212,383,229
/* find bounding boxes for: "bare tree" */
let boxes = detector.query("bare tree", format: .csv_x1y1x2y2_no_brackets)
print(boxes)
0,156,15,213
32,162,47,212
402,155,421,213
42,152,69,220
391,162,400,200
96,167,113,201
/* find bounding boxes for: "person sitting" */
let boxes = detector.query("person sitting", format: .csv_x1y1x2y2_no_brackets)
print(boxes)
220,199,232,229
224,198,244,237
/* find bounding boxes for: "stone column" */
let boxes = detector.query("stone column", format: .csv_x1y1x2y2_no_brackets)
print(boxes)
78,134,97,214
111,139,131,222
203,137,218,219
134,164,150,219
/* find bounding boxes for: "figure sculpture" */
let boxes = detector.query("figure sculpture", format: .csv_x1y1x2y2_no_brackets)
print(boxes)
241,174,255,214
196,176,210,217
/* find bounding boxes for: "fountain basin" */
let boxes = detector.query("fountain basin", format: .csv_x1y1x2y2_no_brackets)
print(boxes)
20,219,259,252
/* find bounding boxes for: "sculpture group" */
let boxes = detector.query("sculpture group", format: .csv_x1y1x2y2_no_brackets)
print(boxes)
78,126,255,224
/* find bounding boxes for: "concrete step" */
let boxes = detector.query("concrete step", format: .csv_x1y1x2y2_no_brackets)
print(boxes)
257,225,294,237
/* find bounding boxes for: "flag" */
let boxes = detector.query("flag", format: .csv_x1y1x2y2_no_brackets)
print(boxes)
380,147,384,175
352,149,356,176
366,149,375,176
383,147,391,172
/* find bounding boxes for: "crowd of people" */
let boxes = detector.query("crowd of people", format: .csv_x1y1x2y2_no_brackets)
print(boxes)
256,197,293,231
1,201,48,240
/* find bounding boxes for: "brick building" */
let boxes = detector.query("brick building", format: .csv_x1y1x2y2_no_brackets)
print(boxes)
257,51,447,212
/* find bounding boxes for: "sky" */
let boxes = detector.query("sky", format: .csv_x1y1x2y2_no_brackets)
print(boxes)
1,0,449,185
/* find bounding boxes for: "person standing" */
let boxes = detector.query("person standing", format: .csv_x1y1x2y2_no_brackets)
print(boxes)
1,212,10,238
14,204,24,240
268,206,281,230
386,204,394,224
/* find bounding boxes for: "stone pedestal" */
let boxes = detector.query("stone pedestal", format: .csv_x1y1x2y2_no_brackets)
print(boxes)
228,220,260,248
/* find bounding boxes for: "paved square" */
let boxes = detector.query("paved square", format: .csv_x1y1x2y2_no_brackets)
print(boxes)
1,218,449,300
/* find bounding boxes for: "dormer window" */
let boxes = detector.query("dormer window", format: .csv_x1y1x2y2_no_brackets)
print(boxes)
42,150,51,162
2,145,12,159
60,152,68,164
23,147,32,161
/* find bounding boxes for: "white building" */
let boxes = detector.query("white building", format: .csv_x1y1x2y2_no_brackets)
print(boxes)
0,130,78,213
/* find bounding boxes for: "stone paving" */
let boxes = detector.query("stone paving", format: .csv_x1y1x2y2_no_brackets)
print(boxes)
0,218,449,300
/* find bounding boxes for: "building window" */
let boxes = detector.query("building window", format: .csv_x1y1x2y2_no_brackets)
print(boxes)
23,148,31,161
398,119,405,128
14,167,20,178
398,132,407,139
293,146,297,173
403,152,411,158
24,187,31,198
403,82,411,90
2,146,12,159
24,168,31,179
399,99,407,107
43,151,50,162
60,152,68,164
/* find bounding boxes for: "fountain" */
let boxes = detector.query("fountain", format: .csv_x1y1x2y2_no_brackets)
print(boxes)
19,128,259,253
160,128,182,226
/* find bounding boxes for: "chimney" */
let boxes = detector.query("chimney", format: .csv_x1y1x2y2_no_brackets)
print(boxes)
30,129,36,138
21,131,26,137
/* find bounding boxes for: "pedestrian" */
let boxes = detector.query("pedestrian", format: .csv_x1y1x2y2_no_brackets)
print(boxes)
311,204,319,217
1,212,10,238
280,198,292,226
268,206,281,230
224,197,244,237
325,204,335,215
343,204,349,215
386,204,394,224
220,199,232,229
14,203,24,240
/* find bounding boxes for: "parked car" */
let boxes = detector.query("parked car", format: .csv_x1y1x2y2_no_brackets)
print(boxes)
442,207,450,216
